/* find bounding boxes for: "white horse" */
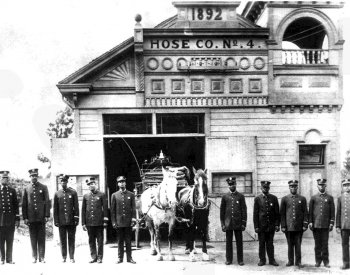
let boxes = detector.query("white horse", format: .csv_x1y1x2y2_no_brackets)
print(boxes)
140,166,184,261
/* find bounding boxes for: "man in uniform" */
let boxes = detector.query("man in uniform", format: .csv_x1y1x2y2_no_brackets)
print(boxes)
0,171,20,264
82,177,108,263
253,180,280,266
280,180,308,268
111,176,136,264
22,168,50,263
53,174,79,263
220,177,247,266
336,179,350,270
309,178,335,268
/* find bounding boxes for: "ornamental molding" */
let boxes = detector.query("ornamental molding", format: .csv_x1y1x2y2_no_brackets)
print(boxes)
145,96,268,107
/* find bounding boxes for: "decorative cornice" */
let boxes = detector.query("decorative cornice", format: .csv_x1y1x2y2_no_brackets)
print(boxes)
145,96,268,107
270,104,342,114
57,83,92,94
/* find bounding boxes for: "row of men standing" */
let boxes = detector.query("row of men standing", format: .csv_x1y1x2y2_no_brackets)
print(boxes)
220,177,350,270
0,169,136,264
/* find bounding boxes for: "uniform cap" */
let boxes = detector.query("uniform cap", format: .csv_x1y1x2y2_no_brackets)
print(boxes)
28,168,39,176
86,177,96,185
0,171,10,178
342,179,350,185
317,178,327,185
117,176,126,182
226,177,236,185
58,174,69,182
260,181,271,187
288,180,299,186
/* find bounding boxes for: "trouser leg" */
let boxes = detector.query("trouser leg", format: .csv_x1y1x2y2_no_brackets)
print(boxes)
225,230,233,262
0,227,5,261
59,226,67,259
313,229,322,264
341,230,350,266
258,232,266,262
96,226,104,260
117,227,125,260
5,226,15,262
321,228,329,264
294,231,302,265
28,223,38,260
266,231,275,262
285,232,294,264
67,225,76,260
87,226,97,260
125,227,132,261
37,222,46,260
234,230,243,263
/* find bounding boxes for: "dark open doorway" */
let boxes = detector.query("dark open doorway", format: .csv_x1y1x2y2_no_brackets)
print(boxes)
104,137,205,242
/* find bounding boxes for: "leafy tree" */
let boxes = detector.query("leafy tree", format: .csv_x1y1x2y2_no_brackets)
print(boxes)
37,153,51,169
342,150,350,179
47,106,74,138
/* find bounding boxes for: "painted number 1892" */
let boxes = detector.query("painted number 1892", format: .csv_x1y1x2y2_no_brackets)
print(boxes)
192,7,223,20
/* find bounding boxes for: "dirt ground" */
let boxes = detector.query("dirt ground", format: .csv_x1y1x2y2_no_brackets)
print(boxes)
0,235,348,275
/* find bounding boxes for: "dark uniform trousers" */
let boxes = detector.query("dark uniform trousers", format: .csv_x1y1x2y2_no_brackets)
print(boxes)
110,190,136,261
253,193,280,263
0,186,19,263
54,188,79,260
280,194,308,265
220,191,247,263
22,182,50,261
336,193,350,267
309,193,335,264
82,191,108,261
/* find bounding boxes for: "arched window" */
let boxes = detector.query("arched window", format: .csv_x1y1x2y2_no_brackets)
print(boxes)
282,17,328,65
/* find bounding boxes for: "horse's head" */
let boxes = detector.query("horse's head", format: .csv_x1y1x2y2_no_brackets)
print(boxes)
159,166,179,210
192,167,208,208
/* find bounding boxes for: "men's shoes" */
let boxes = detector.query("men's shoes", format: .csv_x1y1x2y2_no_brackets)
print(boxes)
341,264,350,270
238,262,244,266
89,259,97,263
97,259,103,264
286,262,293,266
269,260,279,266
40,260,46,264
1,260,5,265
315,262,321,267
62,258,66,263
127,259,136,264
32,258,37,264
70,259,75,263
7,261,15,264
225,261,232,265
324,262,330,268
296,263,304,268
258,261,266,266
116,259,123,264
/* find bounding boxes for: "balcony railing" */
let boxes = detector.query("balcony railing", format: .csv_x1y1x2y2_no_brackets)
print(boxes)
282,49,329,65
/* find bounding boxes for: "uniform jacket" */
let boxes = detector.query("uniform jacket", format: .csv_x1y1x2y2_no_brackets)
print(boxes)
309,192,335,228
110,190,136,228
220,191,247,230
81,191,108,226
336,193,350,229
22,182,50,223
253,193,280,232
280,193,308,231
53,187,79,226
0,186,20,226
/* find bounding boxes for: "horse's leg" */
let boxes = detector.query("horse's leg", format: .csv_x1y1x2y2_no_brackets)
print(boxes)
188,225,196,262
154,224,163,261
201,216,209,261
147,219,157,255
167,220,175,261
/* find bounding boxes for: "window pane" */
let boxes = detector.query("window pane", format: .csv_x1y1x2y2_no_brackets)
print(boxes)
104,114,152,134
299,145,325,166
156,113,204,134
212,173,253,195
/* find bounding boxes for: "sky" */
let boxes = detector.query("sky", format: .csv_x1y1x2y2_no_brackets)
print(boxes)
0,0,349,179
